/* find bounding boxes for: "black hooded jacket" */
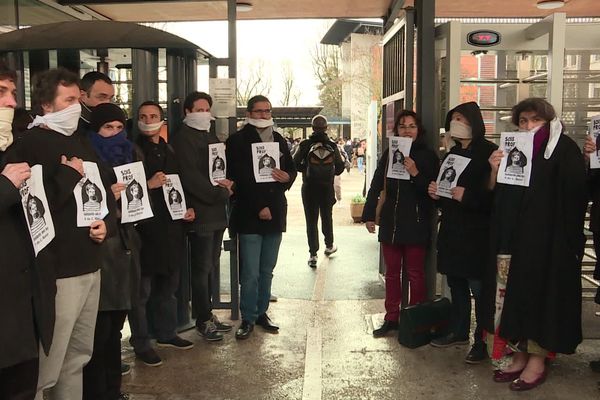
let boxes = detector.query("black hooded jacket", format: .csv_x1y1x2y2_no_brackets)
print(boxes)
436,102,498,279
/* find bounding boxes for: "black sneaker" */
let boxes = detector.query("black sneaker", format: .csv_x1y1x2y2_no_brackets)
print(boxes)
135,349,162,367
211,314,233,332
118,393,130,400
197,320,224,341
156,335,194,350
430,333,469,348
308,255,317,268
372,320,399,338
465,342,488,364
121,362,131,376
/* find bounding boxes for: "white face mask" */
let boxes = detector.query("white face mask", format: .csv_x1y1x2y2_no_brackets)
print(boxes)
28,103,81,136
0,107,14,152
520,124,543,135
246,117,274,129
138,120,163,133
183,112,214,131
449,120,472,140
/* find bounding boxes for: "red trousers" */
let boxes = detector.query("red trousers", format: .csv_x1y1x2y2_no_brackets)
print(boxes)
381,243,426,321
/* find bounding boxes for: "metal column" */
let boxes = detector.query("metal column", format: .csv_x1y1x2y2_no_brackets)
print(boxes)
547,12,566,117
131,48,159,119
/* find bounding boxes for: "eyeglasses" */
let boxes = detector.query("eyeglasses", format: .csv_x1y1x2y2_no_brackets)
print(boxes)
398,124,417,130
251,109,272,115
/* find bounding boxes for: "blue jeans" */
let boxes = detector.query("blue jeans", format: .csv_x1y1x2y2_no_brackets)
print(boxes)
239,233,282,323
357,156,364,174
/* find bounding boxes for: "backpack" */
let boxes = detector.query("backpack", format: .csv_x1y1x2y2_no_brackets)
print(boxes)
305,141,336,184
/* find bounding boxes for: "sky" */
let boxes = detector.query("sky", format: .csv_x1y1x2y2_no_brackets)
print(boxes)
159,19,336,107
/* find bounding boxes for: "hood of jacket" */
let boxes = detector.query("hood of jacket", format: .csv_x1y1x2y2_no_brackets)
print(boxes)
444,101,486,143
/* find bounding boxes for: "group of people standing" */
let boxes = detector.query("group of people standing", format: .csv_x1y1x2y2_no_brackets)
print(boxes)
0,66,296,400
364,98,590,391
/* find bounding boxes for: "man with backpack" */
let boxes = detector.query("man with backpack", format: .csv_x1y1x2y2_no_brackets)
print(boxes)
293,115,345,268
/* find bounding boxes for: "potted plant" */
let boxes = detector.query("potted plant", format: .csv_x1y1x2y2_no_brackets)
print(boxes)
350,194,366,223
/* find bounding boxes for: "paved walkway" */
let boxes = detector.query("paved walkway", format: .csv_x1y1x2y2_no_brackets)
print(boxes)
121,168,600,400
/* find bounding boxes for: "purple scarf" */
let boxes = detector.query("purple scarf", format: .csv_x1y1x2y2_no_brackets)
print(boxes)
532,124,550,159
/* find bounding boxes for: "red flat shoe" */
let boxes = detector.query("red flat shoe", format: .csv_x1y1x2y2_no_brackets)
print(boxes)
509,371,547,391
493,369,524,383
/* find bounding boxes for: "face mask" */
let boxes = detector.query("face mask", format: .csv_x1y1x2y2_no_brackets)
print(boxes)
183,112,214,131
138,120,163,133
520,124,543,135
28,103,82,136
246,117,274,129
0,107,14,152
449,120,472,140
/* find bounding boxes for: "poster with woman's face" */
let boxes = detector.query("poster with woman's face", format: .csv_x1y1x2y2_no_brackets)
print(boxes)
19,165,55,256
73,161,109,227
435,154,471,199
251,142,280,183
497,132,534,187
589,115,600,169
113,161,154,223
208,143,227,186
386,136,412,180
162,174,187,220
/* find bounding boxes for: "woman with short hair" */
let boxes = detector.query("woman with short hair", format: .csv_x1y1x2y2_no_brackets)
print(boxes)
483,98,587,391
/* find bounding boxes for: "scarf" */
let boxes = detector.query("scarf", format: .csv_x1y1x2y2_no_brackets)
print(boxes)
89,130,133,167
532,124,550,160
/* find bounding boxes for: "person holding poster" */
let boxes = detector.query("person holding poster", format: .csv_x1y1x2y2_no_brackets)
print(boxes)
0,66,42,400
483,98,587,391
132,101,196,360
361,110,438,337
226,95,297,340
427,102,497,364
172,92,234,341
5,68,108,400
84,102,144,397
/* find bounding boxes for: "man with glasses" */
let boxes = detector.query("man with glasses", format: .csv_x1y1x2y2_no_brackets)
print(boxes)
226,95,297,339
78,72,115,132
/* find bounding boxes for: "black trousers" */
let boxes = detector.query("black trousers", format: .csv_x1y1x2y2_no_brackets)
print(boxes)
83,310,127,400
301,184,335,256
0,358,38,400
446,275,483,343
190,229,225,324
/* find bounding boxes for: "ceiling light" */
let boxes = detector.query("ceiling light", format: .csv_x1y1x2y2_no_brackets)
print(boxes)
536,0,565,9
236,2,253,12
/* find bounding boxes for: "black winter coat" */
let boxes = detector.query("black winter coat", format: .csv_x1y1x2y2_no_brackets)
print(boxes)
0,171,38,369
136,137,186,277
482,130,587,354
362,140,439,245
226,124,297,235
436,102,497,279
172,124,229,234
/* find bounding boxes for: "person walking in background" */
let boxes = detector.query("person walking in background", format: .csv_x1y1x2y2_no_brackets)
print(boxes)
362,110,439,337
333,138,350,203
427,101,497,364
226,95,297,340
293,115,344,268
356,139,366,174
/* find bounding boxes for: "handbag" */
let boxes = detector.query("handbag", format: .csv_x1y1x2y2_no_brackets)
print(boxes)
397,297,452,348
375,163,388,226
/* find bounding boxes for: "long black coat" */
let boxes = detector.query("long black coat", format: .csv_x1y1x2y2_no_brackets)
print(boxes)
482,131,587,354
226,124,297,235
362,140,439,245
0,172,39,369
436,102,497,279
135,138,185,277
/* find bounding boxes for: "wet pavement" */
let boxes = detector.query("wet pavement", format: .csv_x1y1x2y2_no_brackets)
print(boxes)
121,168,600,399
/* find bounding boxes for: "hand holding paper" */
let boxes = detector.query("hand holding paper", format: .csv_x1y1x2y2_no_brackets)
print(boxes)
61,155,83,176
272,168,290,183
2,162,31,188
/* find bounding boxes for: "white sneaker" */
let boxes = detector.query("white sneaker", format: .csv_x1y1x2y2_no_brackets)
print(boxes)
324,244,338,256
308,255,318,268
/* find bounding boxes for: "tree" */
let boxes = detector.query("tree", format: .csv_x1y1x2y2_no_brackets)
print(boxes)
311,44,343,118
281,61,300,107
237,60,272,106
